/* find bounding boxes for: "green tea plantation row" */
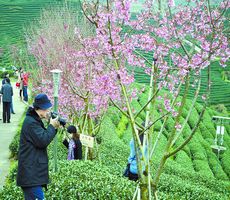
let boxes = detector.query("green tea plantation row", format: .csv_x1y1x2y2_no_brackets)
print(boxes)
1,84,229,199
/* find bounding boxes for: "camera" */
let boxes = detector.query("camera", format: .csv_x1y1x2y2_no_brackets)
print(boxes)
51,112,67,127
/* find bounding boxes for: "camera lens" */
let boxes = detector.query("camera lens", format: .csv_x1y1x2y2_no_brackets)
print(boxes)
51,112,67,127
59,117,66,127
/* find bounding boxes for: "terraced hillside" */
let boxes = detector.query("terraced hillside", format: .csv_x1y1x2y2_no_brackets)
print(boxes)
0,0,229,108
0,0,79,66
132,58,230,110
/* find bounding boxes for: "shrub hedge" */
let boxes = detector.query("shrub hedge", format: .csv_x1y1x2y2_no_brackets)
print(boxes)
116,114,129,138
0,161,136,200
0,70,15,78
4,82,230,199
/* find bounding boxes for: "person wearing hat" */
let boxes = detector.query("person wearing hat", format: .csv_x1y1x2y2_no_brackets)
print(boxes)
17,93,60,200
63,125,82,160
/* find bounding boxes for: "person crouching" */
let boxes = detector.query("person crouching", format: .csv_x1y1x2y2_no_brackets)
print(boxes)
63,125,82,160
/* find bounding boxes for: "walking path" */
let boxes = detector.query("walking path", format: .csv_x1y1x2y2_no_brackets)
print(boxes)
0,81,28,189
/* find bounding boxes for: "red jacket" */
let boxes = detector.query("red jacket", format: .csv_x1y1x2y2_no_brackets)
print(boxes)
22,73,29,86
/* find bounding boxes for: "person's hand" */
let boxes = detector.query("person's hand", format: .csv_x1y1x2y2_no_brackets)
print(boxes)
50,117,60,129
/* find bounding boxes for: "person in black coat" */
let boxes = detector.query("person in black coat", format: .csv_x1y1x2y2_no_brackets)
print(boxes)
63,125,82,160
2,75,15,114
0,78,13,123
17,93,60,200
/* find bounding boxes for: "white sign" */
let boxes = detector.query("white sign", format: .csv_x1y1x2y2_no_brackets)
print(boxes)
80,134,94,148
216,126,225,135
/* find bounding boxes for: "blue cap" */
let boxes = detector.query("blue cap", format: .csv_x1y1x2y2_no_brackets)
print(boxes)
33,93,52,110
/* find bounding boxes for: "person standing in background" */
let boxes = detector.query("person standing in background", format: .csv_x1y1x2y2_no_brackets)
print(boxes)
2,73,15,114
21,68,29,102
17,67,24,101
0,78,13,123
63,125,82,160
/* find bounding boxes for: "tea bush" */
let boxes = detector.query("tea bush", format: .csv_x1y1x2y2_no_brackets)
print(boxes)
9,113,26,159
192,159,214,177
121,123,132,144
0,70,14,78
164,160,229,195
187,109,199,128
158,172,228,200
165,117,175,134
221,149,230,178
106,107,121,126
131,99,146,120
207,151,229,181
4,83,230,199
175,150,194,171
199,122,213,139
116,114,129,138
0,161,136,200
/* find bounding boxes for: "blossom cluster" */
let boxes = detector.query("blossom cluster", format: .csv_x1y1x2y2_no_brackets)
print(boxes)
27,0,229,119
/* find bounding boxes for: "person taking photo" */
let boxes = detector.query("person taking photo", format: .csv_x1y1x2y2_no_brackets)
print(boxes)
17,93,60,200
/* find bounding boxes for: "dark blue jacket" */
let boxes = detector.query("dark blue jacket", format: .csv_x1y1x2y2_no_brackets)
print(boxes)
0,83,13,102
17,107,57,187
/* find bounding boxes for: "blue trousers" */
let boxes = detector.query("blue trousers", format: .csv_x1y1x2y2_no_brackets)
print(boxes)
23,86,28,102
22,186,44,200
10,101,14,113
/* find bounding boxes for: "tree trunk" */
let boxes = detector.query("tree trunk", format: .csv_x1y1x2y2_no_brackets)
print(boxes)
140,177,149,200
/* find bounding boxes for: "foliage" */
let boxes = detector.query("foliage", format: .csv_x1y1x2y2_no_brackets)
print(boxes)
211,104,229,115
4,161,18,185
221,149,230,178
116,114,129,138
0,70,15,78
106,106,121,126
121,123,133,144
187,109,199,128
175,150,194,171
158,172,228,200
221,70,230,81
207,151,229,181
165,117,175,135
0,161,136,200
199,122,213,139
1,0,230,199
192,159,214,177
8,130,20,159
9,112,26,159
97,116,129,174
4,97,230,199
24,2,230,198
163,160,229,196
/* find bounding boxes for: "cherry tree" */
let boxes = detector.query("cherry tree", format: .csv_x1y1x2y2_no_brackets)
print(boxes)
26,0,229,199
